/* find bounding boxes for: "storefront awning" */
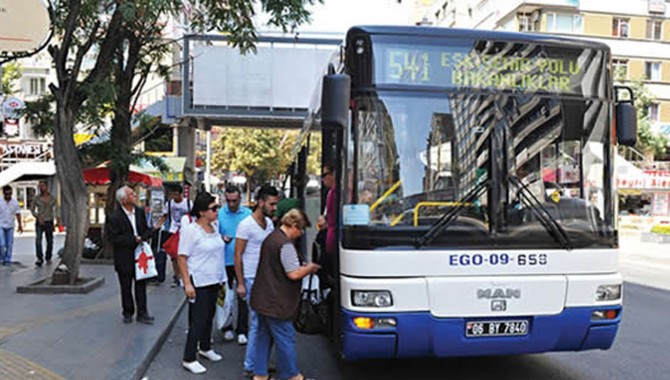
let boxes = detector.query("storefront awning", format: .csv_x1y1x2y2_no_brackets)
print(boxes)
83,167,162,187
131,157,187,183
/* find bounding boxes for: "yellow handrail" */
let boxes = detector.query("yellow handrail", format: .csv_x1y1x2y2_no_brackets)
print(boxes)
390,213,405,227
369,180,402,212
413,201,474,226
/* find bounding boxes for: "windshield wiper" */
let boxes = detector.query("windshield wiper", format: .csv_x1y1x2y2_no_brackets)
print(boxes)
414,179,490,248
508,175,573,250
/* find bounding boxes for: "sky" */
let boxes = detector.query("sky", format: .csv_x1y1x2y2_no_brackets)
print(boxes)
257,0,415,36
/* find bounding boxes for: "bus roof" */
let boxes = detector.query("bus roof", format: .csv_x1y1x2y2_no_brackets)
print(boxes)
347,25,610,52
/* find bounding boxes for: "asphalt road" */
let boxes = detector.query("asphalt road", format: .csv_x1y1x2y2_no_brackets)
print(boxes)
144,283,669,380
9,234,664,380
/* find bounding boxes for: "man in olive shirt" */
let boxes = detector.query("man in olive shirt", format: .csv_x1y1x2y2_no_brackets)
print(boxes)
31,181,57,266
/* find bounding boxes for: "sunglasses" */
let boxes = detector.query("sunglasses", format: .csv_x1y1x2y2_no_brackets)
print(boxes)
208,205,220,212
321,171,333,178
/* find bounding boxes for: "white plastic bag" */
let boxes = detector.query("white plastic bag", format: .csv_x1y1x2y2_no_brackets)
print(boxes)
134,242,157,281
215,285,237,331
301,273,322,304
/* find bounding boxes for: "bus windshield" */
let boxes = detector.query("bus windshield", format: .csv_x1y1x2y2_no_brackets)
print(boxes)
343,89,614,250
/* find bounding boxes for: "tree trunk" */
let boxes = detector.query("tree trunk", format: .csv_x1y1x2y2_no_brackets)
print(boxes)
100,54,134,258
53,103,89,284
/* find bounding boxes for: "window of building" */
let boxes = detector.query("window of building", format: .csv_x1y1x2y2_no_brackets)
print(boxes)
646,19,663,40
612,17,630,38
613,59,629,79
28,77,46,96
648,103,660,122
546,12,583,33
518,12,539,32
645,61,661,81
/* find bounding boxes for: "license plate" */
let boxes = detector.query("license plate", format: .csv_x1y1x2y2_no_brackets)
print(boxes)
465,320,528,337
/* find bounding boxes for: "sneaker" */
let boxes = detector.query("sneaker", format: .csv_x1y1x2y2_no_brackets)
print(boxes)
237,334,248,345
182,360,207,374
35,260,43,267
198,349,222,362
223,330,235,342
171,277,179,288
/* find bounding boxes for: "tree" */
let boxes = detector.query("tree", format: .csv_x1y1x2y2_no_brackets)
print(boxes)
45,0,321,284
1,62,22,96
212,128,299,195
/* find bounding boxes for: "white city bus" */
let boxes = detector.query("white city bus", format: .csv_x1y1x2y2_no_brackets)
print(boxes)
288,25,637,360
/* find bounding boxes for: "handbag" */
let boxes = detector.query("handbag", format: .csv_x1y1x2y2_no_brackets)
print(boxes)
134,242,158,281
294,274,328,335
161,214,192,259
161,231,179,259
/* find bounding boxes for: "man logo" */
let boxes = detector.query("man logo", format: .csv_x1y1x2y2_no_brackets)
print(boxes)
491,300,506,312
477,287,521,299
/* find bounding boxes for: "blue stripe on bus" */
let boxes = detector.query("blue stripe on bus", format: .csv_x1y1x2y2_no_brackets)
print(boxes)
340,306,621,360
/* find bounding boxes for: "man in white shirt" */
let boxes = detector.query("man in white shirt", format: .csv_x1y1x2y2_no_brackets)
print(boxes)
0,185,23,266
234,184,279,378
155,185,192,286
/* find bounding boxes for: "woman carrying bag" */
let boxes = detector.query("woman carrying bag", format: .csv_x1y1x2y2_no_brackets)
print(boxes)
250,209,320,380
177,192,226,374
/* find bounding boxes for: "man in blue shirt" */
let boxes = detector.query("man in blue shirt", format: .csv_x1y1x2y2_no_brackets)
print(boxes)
218,185,252,345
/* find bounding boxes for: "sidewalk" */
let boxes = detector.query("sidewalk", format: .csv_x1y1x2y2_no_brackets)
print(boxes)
619,232,670,291
0,236,185,380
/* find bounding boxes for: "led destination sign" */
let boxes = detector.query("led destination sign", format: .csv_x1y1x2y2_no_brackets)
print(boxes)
374,42,599,96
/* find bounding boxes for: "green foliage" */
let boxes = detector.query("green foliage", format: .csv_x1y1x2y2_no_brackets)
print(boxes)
650,224,670,235
23,95,56,138
212,128,299,185
306,132,322,176
636,118,668,158
0,62,22,95
188,0,323,54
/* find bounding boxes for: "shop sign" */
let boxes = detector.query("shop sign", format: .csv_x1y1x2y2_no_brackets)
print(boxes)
145,170,183,182
0,142,49,159
1,97,25,120
617,176,670,190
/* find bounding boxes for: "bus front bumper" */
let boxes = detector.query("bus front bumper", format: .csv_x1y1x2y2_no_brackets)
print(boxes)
340,306,621,360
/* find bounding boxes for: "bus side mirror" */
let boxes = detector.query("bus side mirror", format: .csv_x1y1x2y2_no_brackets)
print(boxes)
321,74,351,130
615,86,637,147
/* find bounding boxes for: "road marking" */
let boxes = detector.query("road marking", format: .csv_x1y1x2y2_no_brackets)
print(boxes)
0,348,64,380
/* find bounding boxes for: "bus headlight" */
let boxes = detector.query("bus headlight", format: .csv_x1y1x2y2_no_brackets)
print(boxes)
596,284,622,301
351,290,393,307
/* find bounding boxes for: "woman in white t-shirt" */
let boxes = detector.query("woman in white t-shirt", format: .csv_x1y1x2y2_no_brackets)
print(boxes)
177,192,226,374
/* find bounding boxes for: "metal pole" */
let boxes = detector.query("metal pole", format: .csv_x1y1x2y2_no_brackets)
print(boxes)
205,129,211,192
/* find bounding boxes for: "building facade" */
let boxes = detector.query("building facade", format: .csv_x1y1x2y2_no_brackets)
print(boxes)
427,0,670,135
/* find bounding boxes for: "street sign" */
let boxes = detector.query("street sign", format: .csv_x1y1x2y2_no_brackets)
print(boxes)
2,96,24,119
0,0,51,54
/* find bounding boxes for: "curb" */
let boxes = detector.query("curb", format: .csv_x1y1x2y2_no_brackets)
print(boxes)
135,296,187,380
16,276,105,294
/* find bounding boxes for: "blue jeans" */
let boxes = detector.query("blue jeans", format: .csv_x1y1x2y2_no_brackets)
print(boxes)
254,315,299,379
35,221,54,261
0,227,15,265
244,278,257,372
